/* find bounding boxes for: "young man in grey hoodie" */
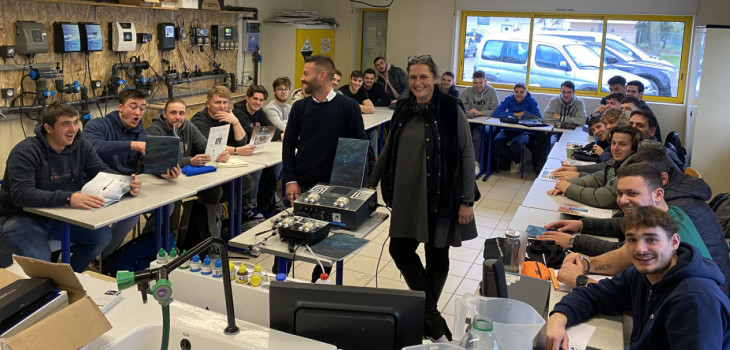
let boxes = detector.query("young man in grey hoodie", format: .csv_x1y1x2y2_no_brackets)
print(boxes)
543,80,587,126
460,70,499,172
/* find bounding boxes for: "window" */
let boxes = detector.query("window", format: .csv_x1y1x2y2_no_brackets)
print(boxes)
360,9,388,71
457,12,692,103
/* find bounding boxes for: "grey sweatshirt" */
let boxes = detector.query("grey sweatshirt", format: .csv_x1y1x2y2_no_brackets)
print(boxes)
460,85,499,118
543,95,587,125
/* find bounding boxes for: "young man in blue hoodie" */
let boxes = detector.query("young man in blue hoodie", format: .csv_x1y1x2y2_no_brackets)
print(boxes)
546,206,730,349
0,102,141,272
492,83,541,173
83,89,180,258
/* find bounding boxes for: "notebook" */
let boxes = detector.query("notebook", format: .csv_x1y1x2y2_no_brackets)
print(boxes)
144,136,181,175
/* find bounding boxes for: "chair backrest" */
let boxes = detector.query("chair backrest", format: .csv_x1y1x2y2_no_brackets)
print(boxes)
685,167,701,178
664,131,686,166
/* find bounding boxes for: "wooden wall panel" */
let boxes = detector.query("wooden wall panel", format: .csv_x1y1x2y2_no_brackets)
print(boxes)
0,0,241,174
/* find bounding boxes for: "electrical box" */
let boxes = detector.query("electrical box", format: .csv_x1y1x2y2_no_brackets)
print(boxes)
211,25,238,51
53,23,81,53
15,21,49,55
79,23,103,52
242,20,260,52
191,27,209,46
157,23,176,50
109,22,137,52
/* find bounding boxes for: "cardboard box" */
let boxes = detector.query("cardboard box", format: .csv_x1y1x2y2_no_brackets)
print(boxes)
119,0,160,6
157,1,177,8
199,0,221,11
179,0,198,9
0,256,112,350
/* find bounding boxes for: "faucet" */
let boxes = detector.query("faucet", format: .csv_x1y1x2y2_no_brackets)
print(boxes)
116,237,240,335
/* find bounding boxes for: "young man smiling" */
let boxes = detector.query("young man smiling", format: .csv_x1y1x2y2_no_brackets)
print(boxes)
546,206,730,350
338,70,375,114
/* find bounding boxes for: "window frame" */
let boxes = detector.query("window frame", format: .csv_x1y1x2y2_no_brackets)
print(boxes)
359,8,389,71
456,11,693,104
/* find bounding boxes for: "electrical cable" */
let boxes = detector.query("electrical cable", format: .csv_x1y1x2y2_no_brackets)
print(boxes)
349,0,393,7
304,243,326,279
373,204,392,288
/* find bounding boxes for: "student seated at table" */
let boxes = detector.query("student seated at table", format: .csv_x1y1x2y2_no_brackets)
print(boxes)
0,102,141,272
547,126,644,209
362,69,389,107
83,89,179,259
543,80,587,127
546,206,730,350
590,75,626,116
147,98,234,242
263,77,292,139
339,70,378,157
541,150,730,295
552,113,618,181
191,86,260,221
492,82,541,173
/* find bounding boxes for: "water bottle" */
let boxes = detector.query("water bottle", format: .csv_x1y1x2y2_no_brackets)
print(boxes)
315,273,333,284
459,315,500,350
503,229,522,273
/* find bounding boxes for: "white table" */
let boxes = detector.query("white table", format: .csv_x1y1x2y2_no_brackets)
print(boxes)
24,183,196,263
228,210,389,285
241,141,283,168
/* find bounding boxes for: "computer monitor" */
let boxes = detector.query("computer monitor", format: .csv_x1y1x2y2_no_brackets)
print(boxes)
269,281,425,350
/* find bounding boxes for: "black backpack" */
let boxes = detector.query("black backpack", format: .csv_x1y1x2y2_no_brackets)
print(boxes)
709,193,730,238
664,131,687,168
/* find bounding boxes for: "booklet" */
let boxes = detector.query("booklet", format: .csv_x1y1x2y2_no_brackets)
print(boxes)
558,202,613,219
248,126,276,153
205,124,230,162
561,159,594,166
540,169,558,182
80,172,133,207
144,136,181,175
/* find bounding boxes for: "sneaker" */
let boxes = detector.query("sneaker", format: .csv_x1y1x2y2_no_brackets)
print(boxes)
245,208,265,220
510,161,521,174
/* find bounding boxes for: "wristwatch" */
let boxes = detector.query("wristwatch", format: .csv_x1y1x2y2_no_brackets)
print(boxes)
462,201,474,207
576,274,589,287
569,237,575,249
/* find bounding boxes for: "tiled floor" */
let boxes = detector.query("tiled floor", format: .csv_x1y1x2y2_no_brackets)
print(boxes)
237,170,538,330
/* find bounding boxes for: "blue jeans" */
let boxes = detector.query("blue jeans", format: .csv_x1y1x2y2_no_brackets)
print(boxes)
0,215,111,272
104,214,141,257
494,130,531,163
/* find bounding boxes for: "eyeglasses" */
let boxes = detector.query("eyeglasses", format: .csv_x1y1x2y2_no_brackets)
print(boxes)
276,88,290,92
407,55,434,64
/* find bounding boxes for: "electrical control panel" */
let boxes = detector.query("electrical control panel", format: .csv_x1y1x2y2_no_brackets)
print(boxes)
242,20,260,52
15,21,49,55
79,23,103,52
53,23,81,53
293,184,377,229
191,27,209,46
157,23,175,51
109,22,136,52
211,25,238,51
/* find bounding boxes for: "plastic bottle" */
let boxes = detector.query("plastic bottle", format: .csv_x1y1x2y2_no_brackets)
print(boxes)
179,250,190,269
156,248,168,265
250,263,263,287
189,254,201,272
229,261,237,281
503,229,523,273
212,258,223,278
458,315,500,350
236,264,249,284
168,248,178,262
315,273,333,284
201,255,212,275
275,273,287,282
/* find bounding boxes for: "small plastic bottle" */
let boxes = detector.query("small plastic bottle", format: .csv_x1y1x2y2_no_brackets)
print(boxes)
179,250,190,269
250,263,263,287
168,248,178,262
458,315,500,350
189,254,201,272
201,255,212,275
236,264,249,284
212,258,223,278
315,273,333,284
156,248,168,265
275,273,287,282
229,261,236,281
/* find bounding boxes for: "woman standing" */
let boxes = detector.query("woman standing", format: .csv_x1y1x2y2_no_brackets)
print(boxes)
367,55,477,341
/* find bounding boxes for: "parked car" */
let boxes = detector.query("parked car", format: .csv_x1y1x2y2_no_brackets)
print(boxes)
465,37,477,58
474,35,656,94
582,41,679,97
544,31,676,70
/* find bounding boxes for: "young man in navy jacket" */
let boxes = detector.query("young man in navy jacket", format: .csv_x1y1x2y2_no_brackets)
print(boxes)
546,206,730,350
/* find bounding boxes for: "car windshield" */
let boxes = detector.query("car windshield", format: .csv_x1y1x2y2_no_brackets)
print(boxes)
564,44,600,69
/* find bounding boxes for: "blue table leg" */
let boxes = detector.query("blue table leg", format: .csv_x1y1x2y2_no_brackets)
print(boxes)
277,256,289,275
476,124,487,179
154,207,162,252
61,223,71,264
483,125,495,181
235,176,243,238
228,179,235,240
336,260,343,285
162,204,171,252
